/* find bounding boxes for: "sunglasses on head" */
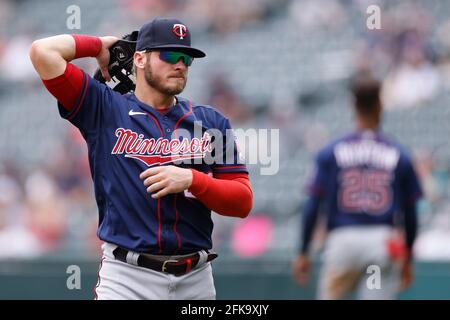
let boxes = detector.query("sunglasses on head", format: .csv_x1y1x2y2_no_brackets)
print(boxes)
157,51,194,67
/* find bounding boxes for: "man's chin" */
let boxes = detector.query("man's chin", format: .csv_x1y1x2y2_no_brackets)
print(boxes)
169,78,186,88
162,86,185,96
165,83,186,95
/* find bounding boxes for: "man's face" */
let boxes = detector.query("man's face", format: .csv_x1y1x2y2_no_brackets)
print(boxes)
143,51,189,96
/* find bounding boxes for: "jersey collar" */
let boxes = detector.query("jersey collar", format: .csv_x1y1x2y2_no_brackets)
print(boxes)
128,93,175,116
128,94,191,120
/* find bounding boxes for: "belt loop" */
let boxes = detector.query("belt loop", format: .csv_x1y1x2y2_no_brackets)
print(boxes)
126,251,140,266
195,250,208,269
106,243,116,259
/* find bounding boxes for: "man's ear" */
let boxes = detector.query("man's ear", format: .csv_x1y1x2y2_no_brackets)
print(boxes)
133,51,147,70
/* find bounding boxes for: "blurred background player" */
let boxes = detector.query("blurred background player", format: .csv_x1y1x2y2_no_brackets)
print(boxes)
292,72,423,300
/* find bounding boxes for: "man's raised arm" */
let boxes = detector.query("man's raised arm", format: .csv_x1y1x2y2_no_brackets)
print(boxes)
29,35,118,111
29,35,117,81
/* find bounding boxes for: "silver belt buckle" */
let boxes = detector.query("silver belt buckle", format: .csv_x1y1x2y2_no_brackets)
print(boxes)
161,259,179,273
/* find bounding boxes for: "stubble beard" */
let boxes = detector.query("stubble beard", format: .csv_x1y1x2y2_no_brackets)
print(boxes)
144,63,187,96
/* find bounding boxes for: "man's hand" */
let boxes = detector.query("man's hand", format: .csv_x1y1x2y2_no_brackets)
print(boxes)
292,254,310,286
399,260,414,291
96,36,120,81
140,166,193,199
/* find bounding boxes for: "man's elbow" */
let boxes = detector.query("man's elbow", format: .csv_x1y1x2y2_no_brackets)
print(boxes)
29,39,56,76
29,39,66,80
29,40,47,65
236,190,253,219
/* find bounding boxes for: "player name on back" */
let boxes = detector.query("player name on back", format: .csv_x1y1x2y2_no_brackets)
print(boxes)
334,139,400,170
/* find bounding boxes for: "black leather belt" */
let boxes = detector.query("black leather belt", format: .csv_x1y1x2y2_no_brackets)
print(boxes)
112,247,218,276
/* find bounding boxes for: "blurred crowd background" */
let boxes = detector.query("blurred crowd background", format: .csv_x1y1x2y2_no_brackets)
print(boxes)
1,0,450,266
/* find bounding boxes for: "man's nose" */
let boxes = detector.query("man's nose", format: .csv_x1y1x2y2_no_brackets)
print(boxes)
174,58,188,70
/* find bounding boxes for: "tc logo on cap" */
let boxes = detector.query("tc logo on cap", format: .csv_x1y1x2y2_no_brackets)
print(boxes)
172,23,187,40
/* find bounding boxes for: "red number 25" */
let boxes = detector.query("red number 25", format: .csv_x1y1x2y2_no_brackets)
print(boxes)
338,168,392,215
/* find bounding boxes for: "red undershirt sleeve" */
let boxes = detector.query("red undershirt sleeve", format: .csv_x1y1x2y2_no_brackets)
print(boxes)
42,63,85,111
40,35,102,111
188,170,253,218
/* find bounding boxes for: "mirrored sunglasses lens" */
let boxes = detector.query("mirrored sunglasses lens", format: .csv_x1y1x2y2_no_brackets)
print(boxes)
181,56,193,66
160,51,193,66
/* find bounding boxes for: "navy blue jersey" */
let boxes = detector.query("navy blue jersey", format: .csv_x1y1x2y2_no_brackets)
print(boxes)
306,130,422,230
57,71,247,254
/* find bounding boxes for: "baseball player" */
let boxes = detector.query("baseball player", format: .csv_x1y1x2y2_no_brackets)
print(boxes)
292,73,422,300
29,17,253,300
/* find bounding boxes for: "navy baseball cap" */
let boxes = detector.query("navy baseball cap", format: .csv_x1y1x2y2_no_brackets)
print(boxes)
136,17,206,58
